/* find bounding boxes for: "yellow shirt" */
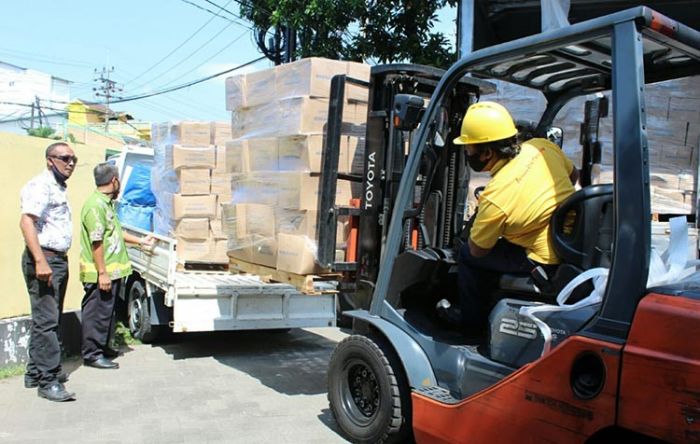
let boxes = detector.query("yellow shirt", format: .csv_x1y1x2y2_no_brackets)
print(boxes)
470,138,575,264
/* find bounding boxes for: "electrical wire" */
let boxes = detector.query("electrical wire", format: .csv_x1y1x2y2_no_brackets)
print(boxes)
153,29,249,89
111,56,266,104
178,0,252,30
124,0,235,86
128,15,244,93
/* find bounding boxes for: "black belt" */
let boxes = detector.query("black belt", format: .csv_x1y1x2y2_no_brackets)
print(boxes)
40,247,68,258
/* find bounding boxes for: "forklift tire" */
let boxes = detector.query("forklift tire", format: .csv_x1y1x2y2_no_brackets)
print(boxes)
127,280,160,343
328,334,413,444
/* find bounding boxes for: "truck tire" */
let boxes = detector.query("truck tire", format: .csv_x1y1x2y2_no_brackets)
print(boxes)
328,334,413,444
127,280,160,343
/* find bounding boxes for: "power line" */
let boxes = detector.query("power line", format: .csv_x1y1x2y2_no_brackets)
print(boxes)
128,13,245,93
111,56,266,104
178,0,252,30
153,29,249,90
124,0,235,86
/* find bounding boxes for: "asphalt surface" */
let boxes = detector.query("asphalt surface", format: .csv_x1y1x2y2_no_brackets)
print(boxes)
0,327,351,443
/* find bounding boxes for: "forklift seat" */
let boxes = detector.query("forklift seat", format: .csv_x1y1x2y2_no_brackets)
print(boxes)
497,184,614,299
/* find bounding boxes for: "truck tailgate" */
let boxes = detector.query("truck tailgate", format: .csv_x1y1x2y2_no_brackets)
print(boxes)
171,271,336,332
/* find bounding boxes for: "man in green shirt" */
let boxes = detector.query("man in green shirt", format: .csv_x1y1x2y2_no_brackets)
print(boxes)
79,163,152,369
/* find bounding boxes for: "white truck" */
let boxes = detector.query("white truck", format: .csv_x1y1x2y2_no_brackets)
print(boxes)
113,146,337,342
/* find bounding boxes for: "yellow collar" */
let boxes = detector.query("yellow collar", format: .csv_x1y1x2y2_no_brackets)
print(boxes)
489,158,509,176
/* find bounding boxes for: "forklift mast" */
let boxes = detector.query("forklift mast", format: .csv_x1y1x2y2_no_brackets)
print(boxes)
316,65,492,299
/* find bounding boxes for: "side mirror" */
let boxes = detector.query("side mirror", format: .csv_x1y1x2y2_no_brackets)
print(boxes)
547,126,564,148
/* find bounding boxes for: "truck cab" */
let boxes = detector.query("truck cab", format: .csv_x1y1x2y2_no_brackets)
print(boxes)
326,7,700,443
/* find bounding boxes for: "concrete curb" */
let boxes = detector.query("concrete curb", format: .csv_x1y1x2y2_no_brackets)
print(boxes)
0,310,82,367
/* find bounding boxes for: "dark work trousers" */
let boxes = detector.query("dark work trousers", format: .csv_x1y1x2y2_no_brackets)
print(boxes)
22,249,69,388
458,239,535,333
81,279,121,361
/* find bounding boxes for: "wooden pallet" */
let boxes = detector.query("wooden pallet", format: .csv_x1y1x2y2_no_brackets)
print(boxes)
229,257,340,294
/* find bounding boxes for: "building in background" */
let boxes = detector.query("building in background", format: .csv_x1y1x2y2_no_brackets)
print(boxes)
0,60,71,133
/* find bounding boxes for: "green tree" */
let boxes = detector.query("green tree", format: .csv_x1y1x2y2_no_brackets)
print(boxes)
26,126,60,140
239,0,457,68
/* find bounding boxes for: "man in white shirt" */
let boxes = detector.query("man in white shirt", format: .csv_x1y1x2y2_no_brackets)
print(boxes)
19,142,77,402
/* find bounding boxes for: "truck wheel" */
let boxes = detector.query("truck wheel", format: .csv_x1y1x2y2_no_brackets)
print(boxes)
328,335,412,444
127,280,160,343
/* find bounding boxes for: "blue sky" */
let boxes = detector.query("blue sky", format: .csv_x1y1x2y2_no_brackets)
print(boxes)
1,0,456,123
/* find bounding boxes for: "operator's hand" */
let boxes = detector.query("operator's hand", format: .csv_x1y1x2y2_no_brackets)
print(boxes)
35,259,53,287
98,271,112,292
140,235,155,251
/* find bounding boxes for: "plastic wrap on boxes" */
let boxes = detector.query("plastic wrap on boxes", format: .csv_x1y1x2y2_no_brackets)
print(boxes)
225,74,247,110
151,121,213,146
275,58,348,101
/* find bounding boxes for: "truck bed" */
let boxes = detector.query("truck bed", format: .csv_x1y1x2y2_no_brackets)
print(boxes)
123,225,336,333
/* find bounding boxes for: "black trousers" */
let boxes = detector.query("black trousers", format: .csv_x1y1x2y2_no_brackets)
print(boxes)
22,249,69,388
81,279,121,361
458,239,536,332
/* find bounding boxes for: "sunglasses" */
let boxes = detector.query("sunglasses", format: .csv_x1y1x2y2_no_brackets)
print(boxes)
50,155,78,164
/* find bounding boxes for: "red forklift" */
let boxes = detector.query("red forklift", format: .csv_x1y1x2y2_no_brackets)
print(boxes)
317,6,700,443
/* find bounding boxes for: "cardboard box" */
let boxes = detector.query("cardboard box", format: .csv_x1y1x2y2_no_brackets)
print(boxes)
227,235,252,263
277,210,349,244
211,121,232,146
225,74,247,110
346,61,371,103
232,173,279,206
346,136,365,174
177,237,213,262
211,239,229,263
278,134,342,172
175,218,210,239
221,203,238,238
171,145,216,169
245,68,277,108
178,168,211,195
171,122,212,146
275,57,348,100
247,235,278,268
222,140,248,174
277,172,353,210
211,172,233,199
233,97,329,138
210,217,227,240
172,194,217,219
276,233,321,274
246,138,279,171
235,203,276,238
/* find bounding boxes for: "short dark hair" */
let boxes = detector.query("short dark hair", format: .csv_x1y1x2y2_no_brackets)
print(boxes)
45,142,69,159
475,136,520,160
93,162,119,186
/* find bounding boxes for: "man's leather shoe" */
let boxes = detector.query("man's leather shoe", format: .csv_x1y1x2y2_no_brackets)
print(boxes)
38,382,75,402
84,357,119,369
102,347,121,358
25,372,68,389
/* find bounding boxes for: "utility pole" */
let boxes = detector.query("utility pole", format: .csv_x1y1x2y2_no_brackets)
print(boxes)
93,66,122,132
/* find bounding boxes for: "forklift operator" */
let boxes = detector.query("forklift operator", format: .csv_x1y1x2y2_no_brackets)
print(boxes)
437,101,579,336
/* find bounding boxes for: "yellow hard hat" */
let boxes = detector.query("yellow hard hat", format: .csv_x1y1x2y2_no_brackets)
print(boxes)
453,101,518,145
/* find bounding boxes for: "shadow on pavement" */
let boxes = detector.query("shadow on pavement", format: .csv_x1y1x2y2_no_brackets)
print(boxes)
156,328,341,396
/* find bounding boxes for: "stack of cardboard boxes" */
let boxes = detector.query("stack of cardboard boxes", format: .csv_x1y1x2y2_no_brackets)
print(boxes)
222,57,369,274
150,121,233,264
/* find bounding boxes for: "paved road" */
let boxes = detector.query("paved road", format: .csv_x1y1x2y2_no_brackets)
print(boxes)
0,327,351,444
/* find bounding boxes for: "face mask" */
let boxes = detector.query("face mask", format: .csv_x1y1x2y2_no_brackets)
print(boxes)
49,160,69,186
466,151,489,172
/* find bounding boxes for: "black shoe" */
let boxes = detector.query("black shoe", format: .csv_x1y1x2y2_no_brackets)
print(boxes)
38,382,75,402
436,299,463,328
25,372,69,389
102,347,121,358
84,357,119,369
